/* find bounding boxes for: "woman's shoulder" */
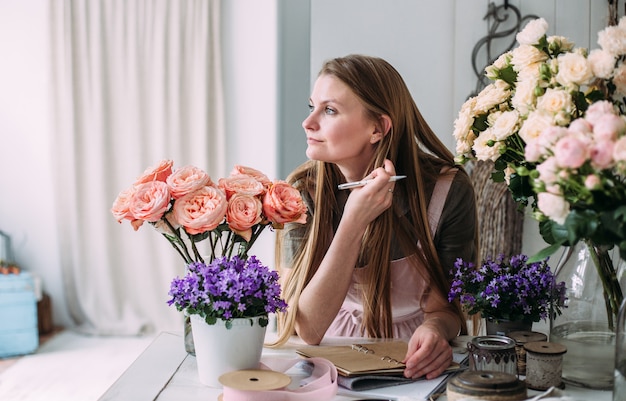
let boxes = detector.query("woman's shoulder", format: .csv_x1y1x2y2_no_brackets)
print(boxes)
448,166,474,193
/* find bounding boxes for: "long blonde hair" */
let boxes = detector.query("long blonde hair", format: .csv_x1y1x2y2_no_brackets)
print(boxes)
272,55,472,346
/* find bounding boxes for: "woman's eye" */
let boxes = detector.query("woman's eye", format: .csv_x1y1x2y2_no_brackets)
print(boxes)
325,107,336,115
308,104,314,113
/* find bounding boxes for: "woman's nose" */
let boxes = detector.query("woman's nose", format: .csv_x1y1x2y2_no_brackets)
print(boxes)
302,113,317,131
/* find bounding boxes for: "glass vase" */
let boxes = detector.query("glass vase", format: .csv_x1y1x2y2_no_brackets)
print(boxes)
184,314,195,355
182,262,196,356
615,298,626,401
550,241,625,390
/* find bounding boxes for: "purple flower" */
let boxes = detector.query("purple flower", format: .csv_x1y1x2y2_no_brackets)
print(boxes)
167,255,288,326
448,254,567,322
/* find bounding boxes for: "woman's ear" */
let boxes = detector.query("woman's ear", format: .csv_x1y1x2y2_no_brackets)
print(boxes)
370,115,393,144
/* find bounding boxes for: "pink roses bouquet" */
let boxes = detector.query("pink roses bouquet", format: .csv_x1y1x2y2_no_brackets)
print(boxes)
111,160,308,264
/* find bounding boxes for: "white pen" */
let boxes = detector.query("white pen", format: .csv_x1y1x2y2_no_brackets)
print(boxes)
338,175,407,190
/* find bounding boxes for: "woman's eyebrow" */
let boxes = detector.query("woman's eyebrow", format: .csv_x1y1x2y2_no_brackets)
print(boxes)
310,97,342,106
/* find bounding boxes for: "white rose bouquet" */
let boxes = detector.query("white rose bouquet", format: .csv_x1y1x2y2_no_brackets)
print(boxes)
453,17,626,326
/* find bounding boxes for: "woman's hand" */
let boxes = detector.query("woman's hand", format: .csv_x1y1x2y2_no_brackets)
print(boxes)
402,324,454,380
342,159,396,228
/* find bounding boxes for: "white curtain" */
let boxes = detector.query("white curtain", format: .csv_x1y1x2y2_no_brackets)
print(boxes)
49,0,225,335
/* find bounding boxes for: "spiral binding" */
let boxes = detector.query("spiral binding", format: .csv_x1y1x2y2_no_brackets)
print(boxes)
350,344,402,365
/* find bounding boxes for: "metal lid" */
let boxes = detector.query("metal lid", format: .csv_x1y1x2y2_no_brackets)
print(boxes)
470,335,516,351
448,371,527,398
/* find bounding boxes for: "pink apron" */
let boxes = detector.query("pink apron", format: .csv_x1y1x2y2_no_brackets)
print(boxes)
325,170,456,340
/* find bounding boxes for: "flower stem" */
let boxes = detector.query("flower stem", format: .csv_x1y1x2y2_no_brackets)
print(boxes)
243,224,267,259
224,231,231,258
162,217,193,263
189,234,203,263
162,233,190,264
586,239,624,331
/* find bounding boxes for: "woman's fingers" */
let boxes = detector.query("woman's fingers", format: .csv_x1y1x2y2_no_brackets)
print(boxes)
404,344,453,379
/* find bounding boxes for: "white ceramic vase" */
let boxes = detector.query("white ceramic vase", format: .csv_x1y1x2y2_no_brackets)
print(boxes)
189,314,267,387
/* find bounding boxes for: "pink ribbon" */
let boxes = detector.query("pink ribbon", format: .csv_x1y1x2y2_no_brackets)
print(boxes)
220,357,338,401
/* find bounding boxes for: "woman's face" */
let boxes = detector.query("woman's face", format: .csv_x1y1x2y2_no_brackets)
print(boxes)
302,74,381,177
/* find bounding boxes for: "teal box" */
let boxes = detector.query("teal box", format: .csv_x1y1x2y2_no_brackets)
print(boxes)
0,272,39,358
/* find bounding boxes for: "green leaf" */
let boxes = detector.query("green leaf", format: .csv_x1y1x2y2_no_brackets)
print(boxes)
615,206,626,221
498,65,518,86
493,158,507,171
572,91,589,116
564,209,599,243
529,243,563,262
205,315,217,325
473,114,489,132
539,219,568,246
586,89,607,104
508,173,534,203
163,233,182,244
225,320,233,329
190,231,210,243
534,35,549,53
491,170,505,183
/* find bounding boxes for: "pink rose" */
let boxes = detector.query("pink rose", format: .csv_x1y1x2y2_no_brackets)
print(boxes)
568,118,592,136
590,140,615,169
614,64,626,97
539,125,568,147
129,181,171,223
226,194,263,241
593,113,626,142
262,181,307,225
218,175,265,199
524,139,544,162
536,157,559,185
554,135,588,168
166,165,212,199
584,174,601,190
134,159,174,184
614,137,626,162
229,165,271,188
173,186,227,234
111,186,136,223
585,101,616,126
537,192,569,224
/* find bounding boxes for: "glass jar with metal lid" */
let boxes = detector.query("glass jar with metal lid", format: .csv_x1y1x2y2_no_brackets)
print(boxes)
467,335,518,376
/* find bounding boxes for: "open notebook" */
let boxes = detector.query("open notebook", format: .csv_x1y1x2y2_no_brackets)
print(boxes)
296,341,464,391
296,341,411,377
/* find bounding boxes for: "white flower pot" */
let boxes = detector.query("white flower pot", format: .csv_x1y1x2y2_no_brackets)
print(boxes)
189,314,267,387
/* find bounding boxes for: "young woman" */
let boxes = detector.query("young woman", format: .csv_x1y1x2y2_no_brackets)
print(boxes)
274,54,478,380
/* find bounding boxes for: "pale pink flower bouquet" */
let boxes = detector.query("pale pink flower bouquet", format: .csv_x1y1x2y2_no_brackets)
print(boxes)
111,160,308,264
452,17,626,324
453,17,626,260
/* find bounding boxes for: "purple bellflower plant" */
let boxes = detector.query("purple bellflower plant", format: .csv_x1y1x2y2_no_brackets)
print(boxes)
167,255,288,329
448,254,567,323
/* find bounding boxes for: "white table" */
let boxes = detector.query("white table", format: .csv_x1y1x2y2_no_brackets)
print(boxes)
99,331,612,401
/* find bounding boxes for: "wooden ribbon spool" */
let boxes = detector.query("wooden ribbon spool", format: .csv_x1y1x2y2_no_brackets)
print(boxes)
507,331,547,376
523,341,567,391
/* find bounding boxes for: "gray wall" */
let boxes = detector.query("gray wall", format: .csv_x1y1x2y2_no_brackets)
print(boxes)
278,0,311,178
